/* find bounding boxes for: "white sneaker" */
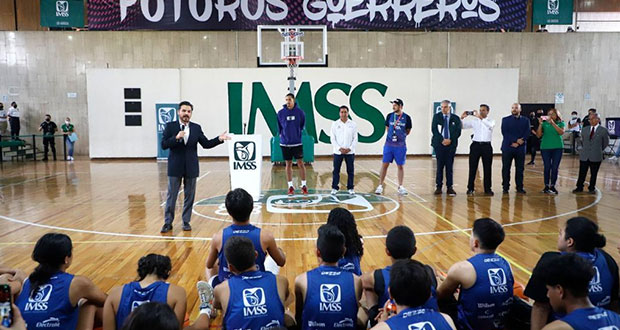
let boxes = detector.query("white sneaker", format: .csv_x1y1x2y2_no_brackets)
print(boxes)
348,189,355,195
331,189,338,195
375,185,383,195
197,281,215,318
398,186,408,195
609,156,617,161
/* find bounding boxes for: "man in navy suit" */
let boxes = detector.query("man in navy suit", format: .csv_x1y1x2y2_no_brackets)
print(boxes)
161,101,230,233
501,103,530,194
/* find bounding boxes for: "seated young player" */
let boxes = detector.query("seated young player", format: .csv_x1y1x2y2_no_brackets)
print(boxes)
361,225,439,326
120,302,180,330
102,254,187,329
214,236,292,329
372,259,456,330
327,208,364,275
436,218,514,330
525,217,619,330
540,253,620,329
13,233,108,330
205,188,286,287
294,224,362,329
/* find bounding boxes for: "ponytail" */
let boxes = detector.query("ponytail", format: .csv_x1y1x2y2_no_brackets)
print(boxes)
29,233,72,298
564,217,606,253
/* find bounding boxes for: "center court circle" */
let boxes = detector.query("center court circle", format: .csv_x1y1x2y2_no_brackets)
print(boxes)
0,190,601,242
191,189,401,225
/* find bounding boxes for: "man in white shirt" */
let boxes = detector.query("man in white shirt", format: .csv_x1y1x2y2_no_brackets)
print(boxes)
461,104,495,196
7,102,20,140
331,105,358,194
0,103,7,136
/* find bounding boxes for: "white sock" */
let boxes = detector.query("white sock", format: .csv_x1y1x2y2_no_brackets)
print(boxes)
301,180,307,187
288,181,293,188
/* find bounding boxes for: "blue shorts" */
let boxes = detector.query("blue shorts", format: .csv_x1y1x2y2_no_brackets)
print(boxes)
382,145,407,165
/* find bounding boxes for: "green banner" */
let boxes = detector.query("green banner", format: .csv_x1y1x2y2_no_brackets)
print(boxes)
533,0,573,25
40,0,84,28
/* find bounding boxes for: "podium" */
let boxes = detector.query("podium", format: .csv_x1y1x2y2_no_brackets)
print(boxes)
228,134,262,201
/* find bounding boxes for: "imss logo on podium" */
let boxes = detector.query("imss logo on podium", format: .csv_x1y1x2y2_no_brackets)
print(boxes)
234,141,257,170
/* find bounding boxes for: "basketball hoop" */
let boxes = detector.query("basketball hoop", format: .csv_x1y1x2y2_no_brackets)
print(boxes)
277,27,305,94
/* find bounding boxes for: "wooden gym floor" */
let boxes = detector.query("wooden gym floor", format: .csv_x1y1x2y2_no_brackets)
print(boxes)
1,155,620,321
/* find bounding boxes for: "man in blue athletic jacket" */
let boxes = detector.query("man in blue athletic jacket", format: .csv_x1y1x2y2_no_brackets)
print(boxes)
278,93,307,195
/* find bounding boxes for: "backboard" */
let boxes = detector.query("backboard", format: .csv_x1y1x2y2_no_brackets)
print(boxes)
257,25,328,67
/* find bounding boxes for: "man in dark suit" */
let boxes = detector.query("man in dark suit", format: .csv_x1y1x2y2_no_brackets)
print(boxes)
574,113,609,194
161,101,230,233
501,103,530,194
431,100,462,196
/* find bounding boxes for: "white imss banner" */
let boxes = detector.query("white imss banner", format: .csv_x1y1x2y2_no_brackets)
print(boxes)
228,134,262,200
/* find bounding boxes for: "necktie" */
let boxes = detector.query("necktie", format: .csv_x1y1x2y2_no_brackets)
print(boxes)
590,127,595,140
181,125,187,144
443,116,450,139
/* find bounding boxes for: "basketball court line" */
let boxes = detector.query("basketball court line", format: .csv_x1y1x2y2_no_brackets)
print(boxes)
4,231,620,246
0,173,64,188
0,167,603,252
368,169,428,202
159,171,211,207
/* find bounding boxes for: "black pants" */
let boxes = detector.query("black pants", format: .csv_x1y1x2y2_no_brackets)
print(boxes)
502,149,525,191
468,142,493,192
332,154,354,190
528,136,539,162
43,137,56,160
9,117,19,140
435,144,456,188
576,160,601,191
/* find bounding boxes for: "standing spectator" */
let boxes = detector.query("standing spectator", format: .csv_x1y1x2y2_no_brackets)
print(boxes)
527,109,543,165
0,103,7,137
567,111,582,154
39,114,58,161
331,105,358,194
582,108,596,128
461,104,495,196
7,102,20,140
431,100,462,196
375,98,412,196
62,117,76,161
574,113,609,193
501,103,530,194
536,109,565,194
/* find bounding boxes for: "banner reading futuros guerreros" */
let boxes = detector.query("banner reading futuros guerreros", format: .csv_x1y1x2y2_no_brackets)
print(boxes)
88,0,526,30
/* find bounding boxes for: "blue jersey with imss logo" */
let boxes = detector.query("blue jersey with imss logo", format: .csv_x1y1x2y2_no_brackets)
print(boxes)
218,224,266,282
116,281,169,329
16,272,79,330
385,112,412,147
560,307,620,329
384,307,452,330
338,254,362,276
302,265,358,329
457,253,514,330
378,265,439,311
575,250,614,309
224,270,284,330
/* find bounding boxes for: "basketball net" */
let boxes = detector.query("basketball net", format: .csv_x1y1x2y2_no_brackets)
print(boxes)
280,28,304,94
